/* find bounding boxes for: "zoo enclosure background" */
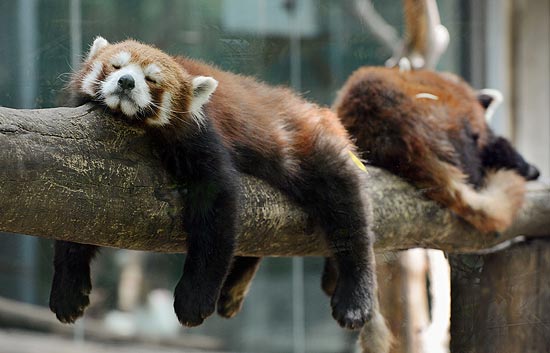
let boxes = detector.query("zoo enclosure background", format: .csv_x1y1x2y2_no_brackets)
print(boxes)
0,1,548,353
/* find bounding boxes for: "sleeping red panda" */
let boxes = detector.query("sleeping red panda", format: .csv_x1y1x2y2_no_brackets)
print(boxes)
333,67,539,233
49,37,387,341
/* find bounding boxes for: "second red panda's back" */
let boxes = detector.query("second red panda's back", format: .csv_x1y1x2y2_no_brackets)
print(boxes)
334,66,536,233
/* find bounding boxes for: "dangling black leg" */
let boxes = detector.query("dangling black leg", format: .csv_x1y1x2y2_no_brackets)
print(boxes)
324,211,376,330
166,126,240,327
49,240,99,323
321,257,338,297
217,256,262,318
173,177,239,327
297,158,376,330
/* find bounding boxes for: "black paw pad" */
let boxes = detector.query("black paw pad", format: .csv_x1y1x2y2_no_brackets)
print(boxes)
330,282,373,330
49,270,92,324
173,280,216,327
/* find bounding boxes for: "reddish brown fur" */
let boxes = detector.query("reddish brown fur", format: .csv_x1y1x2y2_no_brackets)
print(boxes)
68,39,390,337
334,67,525,233
72,40,353,175
179,58,353,168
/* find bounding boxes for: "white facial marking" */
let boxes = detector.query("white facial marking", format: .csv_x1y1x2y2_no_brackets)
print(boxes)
111,51,131,68
100,63,151,116
144,63,162,83
81,61,103,96
415,93,439,100
147,92,172,126
120,99,138,116
87,36,109,60
190,76,218,127
104,95,120,109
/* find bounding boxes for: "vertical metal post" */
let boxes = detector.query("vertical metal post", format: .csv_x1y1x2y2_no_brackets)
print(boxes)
69,0,86,342
16,0,38,304
484,0,512,137
328,3,344,87
288,2,305,352
17,0,37,108
70,0,82,71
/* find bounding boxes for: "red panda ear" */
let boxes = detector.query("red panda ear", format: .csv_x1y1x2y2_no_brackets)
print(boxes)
477,89,503,123
190,76,218,114
87,36,109,61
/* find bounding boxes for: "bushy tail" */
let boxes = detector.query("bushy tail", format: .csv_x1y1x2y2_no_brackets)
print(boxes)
447,169,526,232
358,295,393,353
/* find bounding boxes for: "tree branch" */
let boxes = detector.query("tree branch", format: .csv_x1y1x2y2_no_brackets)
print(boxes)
350,0,402,57
352,0,450,69
1,105,549,256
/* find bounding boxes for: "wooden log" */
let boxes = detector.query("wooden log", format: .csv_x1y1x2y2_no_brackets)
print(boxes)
0,105,549,256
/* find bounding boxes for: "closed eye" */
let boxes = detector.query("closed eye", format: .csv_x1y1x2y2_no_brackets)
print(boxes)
112,64,121,69
145,76,157,83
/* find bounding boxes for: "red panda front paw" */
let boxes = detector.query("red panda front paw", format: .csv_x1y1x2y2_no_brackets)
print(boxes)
173,279,216,327
49,268,91,324
330,278,374,330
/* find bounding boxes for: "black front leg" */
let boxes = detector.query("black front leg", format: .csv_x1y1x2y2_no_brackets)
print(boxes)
49,240,99,323
160,126,240,327
174,177,239,327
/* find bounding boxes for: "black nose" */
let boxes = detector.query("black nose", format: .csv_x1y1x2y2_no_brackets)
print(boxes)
118,74,135,90
526,164,540,181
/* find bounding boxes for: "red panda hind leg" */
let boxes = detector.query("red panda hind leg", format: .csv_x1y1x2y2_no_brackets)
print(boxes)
216,256,262,319
289,148,377,330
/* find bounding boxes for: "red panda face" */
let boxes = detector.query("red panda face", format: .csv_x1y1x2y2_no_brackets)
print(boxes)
74,37,218,128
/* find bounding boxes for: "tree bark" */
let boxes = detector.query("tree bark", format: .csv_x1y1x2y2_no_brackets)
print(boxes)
1,105,549,256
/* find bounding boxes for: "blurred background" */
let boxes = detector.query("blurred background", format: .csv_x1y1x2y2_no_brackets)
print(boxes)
0,0,548,352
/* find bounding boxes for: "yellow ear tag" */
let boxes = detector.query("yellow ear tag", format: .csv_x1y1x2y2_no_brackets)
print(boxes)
349,151,368,173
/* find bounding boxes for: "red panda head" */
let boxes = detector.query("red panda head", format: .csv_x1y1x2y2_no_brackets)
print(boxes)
435,72,505,148
72,36,218,128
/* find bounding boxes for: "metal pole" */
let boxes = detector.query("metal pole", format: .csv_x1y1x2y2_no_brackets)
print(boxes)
288,2,305,352
16,0,38,304
70,0,86,341
70,0,82,71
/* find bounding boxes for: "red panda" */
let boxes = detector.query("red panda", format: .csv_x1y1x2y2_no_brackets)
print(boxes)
333,67,539,233
49,37,388,344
